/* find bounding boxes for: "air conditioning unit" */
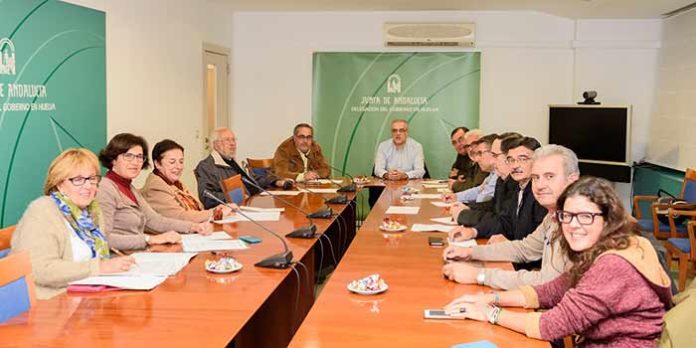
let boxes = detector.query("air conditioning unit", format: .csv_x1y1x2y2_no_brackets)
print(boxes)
384,22,475,47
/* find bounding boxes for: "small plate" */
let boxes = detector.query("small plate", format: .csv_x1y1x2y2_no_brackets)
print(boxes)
205,259,243,274
379,225,407,232
347,283,389,295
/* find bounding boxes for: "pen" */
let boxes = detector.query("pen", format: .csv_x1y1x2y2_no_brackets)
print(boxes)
110,247,127,257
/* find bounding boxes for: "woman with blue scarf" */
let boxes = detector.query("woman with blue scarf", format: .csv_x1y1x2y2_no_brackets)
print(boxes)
11,149,135,299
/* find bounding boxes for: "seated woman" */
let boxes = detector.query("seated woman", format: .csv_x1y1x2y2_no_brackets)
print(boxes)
141,139,235,222
445,176,672,347
97,133,211,251
11,149,135,299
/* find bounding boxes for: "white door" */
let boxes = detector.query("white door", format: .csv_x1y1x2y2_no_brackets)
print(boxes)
202,46,230,155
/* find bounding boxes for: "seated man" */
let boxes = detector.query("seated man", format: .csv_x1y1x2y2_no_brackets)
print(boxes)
374,119,425,180
442,144,580,290
449,126,470,179
195,127,287,209
272,123,330,182
444,133,498,205
451,129,487,192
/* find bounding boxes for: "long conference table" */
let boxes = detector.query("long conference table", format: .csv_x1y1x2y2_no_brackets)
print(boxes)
1,179,548,348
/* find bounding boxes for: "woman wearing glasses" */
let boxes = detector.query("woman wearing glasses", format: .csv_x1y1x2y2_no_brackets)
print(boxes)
444,176,672,347
97,133,211,251
11,149,135,299
141,139,235,222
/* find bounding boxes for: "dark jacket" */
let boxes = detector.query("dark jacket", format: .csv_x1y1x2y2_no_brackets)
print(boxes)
475,180,547,241
272,137,330,180
457,176,517,227
451,154,487,192
194,151,273,209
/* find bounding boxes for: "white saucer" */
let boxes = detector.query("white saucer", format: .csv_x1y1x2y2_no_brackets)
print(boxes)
205,261,243,274
379,225,407,232
347,283,389,295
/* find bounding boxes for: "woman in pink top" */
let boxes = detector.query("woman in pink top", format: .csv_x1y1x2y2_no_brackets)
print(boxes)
445,176,672,347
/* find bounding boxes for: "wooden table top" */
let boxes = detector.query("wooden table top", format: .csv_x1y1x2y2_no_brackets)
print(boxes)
289,180,549,348
0,188,353,347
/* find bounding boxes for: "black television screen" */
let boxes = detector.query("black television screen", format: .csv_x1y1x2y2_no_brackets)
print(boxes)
549,106,630,164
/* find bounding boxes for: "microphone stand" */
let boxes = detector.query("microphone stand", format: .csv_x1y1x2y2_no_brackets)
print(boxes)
326,163,357,192
260,170,336,218
203,190,293,269
241,177,318,238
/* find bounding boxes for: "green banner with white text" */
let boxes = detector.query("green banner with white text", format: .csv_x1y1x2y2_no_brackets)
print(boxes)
0,0,106,227
313,52,480,179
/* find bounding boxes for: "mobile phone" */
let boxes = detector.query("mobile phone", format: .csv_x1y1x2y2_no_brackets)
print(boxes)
428,237,444,247
423,309,465,319
240,235,262,244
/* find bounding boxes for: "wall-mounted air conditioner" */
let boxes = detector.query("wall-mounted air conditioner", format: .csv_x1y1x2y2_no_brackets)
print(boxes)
384,22,475,47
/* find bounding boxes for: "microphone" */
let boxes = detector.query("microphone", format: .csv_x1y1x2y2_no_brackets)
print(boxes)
203,190,293,269
283,158,348,205
326,163,356,192
241,177,318,238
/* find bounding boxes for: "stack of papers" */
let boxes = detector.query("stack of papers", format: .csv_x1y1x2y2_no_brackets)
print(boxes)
410,194,442,199
260,191,301,196
431,201,454,208
114,252,197,276
306,179,344,185
181,232,249,253
214,211,281,224
300,188,339,194
70,275,167,290
430,217,457,225
239,206,285,213
421,180,448,185
385,206,420,215
411,224,455,233
422,183,449,189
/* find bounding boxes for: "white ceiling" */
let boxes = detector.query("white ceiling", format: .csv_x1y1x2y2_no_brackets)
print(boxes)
224,0,694,19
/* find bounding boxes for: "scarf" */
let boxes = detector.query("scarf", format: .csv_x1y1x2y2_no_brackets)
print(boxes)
153,169,202,211
50,191,109,259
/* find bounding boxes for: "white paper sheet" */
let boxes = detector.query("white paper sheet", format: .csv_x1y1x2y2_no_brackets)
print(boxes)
70,275,167,290
306,179,344,185
411,224,455,233
182,239,249,253
422,183,449,189
180,232,232,242
214,211,281,224
410,194,442,199
430,217,457,225
300,188,339,194
260,191,301,196
385,206,420,215
421,180,448,185
447,239,477,248
111,252,197,277
436,188,452,193
430,201,454,208
239,206,285,213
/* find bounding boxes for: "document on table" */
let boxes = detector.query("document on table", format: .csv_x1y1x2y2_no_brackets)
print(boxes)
422,183,449,189
70,275,167,290
421,180,448,185
260,191,301,196
214,211,281,224
306,179,344,185
410,194,441,199
239,206,285,213
411,224,455,233
385,206,420,215
182,239,249,253
181,231,232,241
300,188,339,194
448,239,477,248
430,217,457,225
111,252,197,277
431,201,453,208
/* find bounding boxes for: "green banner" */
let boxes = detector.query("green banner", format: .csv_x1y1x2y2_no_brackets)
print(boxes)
312,52,480,179
0,0,106,227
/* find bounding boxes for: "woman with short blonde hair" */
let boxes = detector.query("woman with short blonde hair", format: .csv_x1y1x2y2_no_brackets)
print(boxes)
12,148,134,299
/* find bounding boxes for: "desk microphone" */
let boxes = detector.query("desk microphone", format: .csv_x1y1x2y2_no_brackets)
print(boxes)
296,184,337,217
259,170,335,218
326,163,357,192
241,177,318,238
203,190,293,269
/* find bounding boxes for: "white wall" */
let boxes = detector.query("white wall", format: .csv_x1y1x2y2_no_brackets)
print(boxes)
62,0,235,189
230,11,661,173
649,9,696,170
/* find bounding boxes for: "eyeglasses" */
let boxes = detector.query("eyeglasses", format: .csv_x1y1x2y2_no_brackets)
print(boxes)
67,175,101,187
295,135,313,140
471,150,491,157
556,210,604,225
121,153,145,162
391,128,407,133
505,156,531,165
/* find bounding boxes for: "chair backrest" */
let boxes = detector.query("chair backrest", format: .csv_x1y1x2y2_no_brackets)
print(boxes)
247,158,273,178
0,251,36,323
0,225,16,258
220,174,247,205
681,168,696,203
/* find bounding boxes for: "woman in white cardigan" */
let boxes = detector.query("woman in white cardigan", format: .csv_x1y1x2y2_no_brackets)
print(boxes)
11,149,134,299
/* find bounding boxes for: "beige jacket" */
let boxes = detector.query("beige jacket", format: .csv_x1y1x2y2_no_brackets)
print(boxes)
140,173,212,223
472,214,569,290
96,176,193,250
11,196,101,299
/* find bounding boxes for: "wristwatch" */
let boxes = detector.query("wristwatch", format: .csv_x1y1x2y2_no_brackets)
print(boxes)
476,269,486,285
